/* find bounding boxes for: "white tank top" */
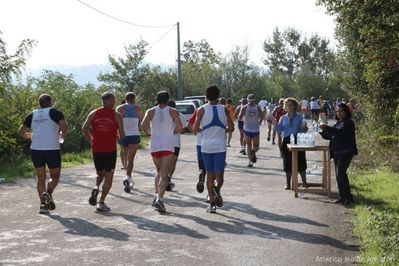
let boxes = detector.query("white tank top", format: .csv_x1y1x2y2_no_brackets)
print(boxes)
150,106,175,153
31,107,60,150
301,100,308,109
243,104,260,133
200,104,227,153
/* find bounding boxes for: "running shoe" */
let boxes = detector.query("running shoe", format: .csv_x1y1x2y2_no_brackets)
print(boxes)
154,199,166,213
196,172,205,193
252,151,257,163
89,187,99,206
207,203,216,213
227,144,231,147
42,191,55,210
123,176,134,193
96,202,111,212
247,162,253,167
267,136,271,142
39,203,49,214
239,149,245,154
212,186,223,207
242,150,246,155
272,140,276,145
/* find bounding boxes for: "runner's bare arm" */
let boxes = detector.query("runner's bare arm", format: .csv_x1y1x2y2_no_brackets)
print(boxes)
81,110,96,145
225,107,234,133
115,105,123,115
170,108,183,134
18,125,31,139
193,107,204,134
59,119,68,139
115,112,125,139
234,106,240,118
238,106,246,121
141,108,154,136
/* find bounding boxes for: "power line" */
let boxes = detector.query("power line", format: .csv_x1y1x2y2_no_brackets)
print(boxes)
76,0,176,29
148,25,176,51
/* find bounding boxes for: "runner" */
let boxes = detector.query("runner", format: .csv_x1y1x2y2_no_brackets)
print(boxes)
234,97,248,154
320,99,332,121
266,97,276,143
141,91,182,213
258,96,268,125
271,98,286,145
310,97,320,122
274,98,308,190
194,85,234,213
239,94,263,167
225,98,235,147
116,92,142,193
166,100,187,191
187,107,207,193
18,94,68,214
300,97,309,117
119,99,127,170
81,92,125,212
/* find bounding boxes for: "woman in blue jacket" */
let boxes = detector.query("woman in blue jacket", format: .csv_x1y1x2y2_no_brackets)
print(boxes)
320,103,358,205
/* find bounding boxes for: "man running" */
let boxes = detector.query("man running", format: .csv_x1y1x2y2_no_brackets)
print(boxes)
239,94,264,167
300,97,309,117
310,97,320,122
225,98,235,147
234,97,248,154
141,91,182,213
258,96,268,125
266,97,276,143
82,92,125,212
194,85,234,213
18,94,68,214
187,107,207,194
116,92,142,193
166,100,187,191
271,98,286,145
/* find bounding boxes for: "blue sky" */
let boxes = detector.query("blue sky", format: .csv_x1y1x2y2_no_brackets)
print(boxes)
1,0,336,69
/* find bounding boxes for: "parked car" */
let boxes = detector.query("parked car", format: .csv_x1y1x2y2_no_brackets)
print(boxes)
175,101,196,122
184,95,206,104
179,99,202,108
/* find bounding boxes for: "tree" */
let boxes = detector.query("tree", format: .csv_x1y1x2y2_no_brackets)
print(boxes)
319,0,399,167
98,40,150,93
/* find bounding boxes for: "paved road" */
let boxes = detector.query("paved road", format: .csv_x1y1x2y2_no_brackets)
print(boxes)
0,124,358,265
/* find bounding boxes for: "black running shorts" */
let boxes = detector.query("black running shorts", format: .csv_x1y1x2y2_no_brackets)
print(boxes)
31,149,61,169
92,151,117,172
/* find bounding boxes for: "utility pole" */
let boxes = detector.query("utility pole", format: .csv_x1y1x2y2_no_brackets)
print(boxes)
177,22,183,99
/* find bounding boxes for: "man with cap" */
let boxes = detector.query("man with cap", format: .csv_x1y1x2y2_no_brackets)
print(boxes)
81,92,125,212
238,94,264,167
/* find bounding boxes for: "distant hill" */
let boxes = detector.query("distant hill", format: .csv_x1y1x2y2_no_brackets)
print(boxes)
25,64,114,86
26,63,174,87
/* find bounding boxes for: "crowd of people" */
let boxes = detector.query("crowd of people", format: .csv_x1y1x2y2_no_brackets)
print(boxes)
18,87,358,215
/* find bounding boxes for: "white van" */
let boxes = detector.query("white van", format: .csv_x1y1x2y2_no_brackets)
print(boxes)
175,101,196,122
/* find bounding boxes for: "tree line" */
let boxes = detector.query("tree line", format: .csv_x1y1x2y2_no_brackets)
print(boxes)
0,22,375,166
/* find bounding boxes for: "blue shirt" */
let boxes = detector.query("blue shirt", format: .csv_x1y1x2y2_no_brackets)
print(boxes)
274,113,303,137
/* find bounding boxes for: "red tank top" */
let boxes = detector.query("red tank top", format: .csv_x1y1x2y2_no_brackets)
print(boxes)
91,107,118,153
275,107,287,123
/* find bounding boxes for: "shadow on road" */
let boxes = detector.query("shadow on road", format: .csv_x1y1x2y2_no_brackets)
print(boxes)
105,212,209,239
48,214,130,241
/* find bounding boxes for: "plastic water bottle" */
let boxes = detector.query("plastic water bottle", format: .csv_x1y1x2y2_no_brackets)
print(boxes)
290,134,295,145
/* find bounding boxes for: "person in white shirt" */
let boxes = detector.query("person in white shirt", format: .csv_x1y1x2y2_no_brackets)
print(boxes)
194,85,234,213
141,91,182,213
258,97,268,125
166,100,188,191
18,94,68,214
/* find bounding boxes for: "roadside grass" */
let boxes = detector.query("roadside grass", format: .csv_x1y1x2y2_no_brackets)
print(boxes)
0,135,149,183
350,167,399,265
